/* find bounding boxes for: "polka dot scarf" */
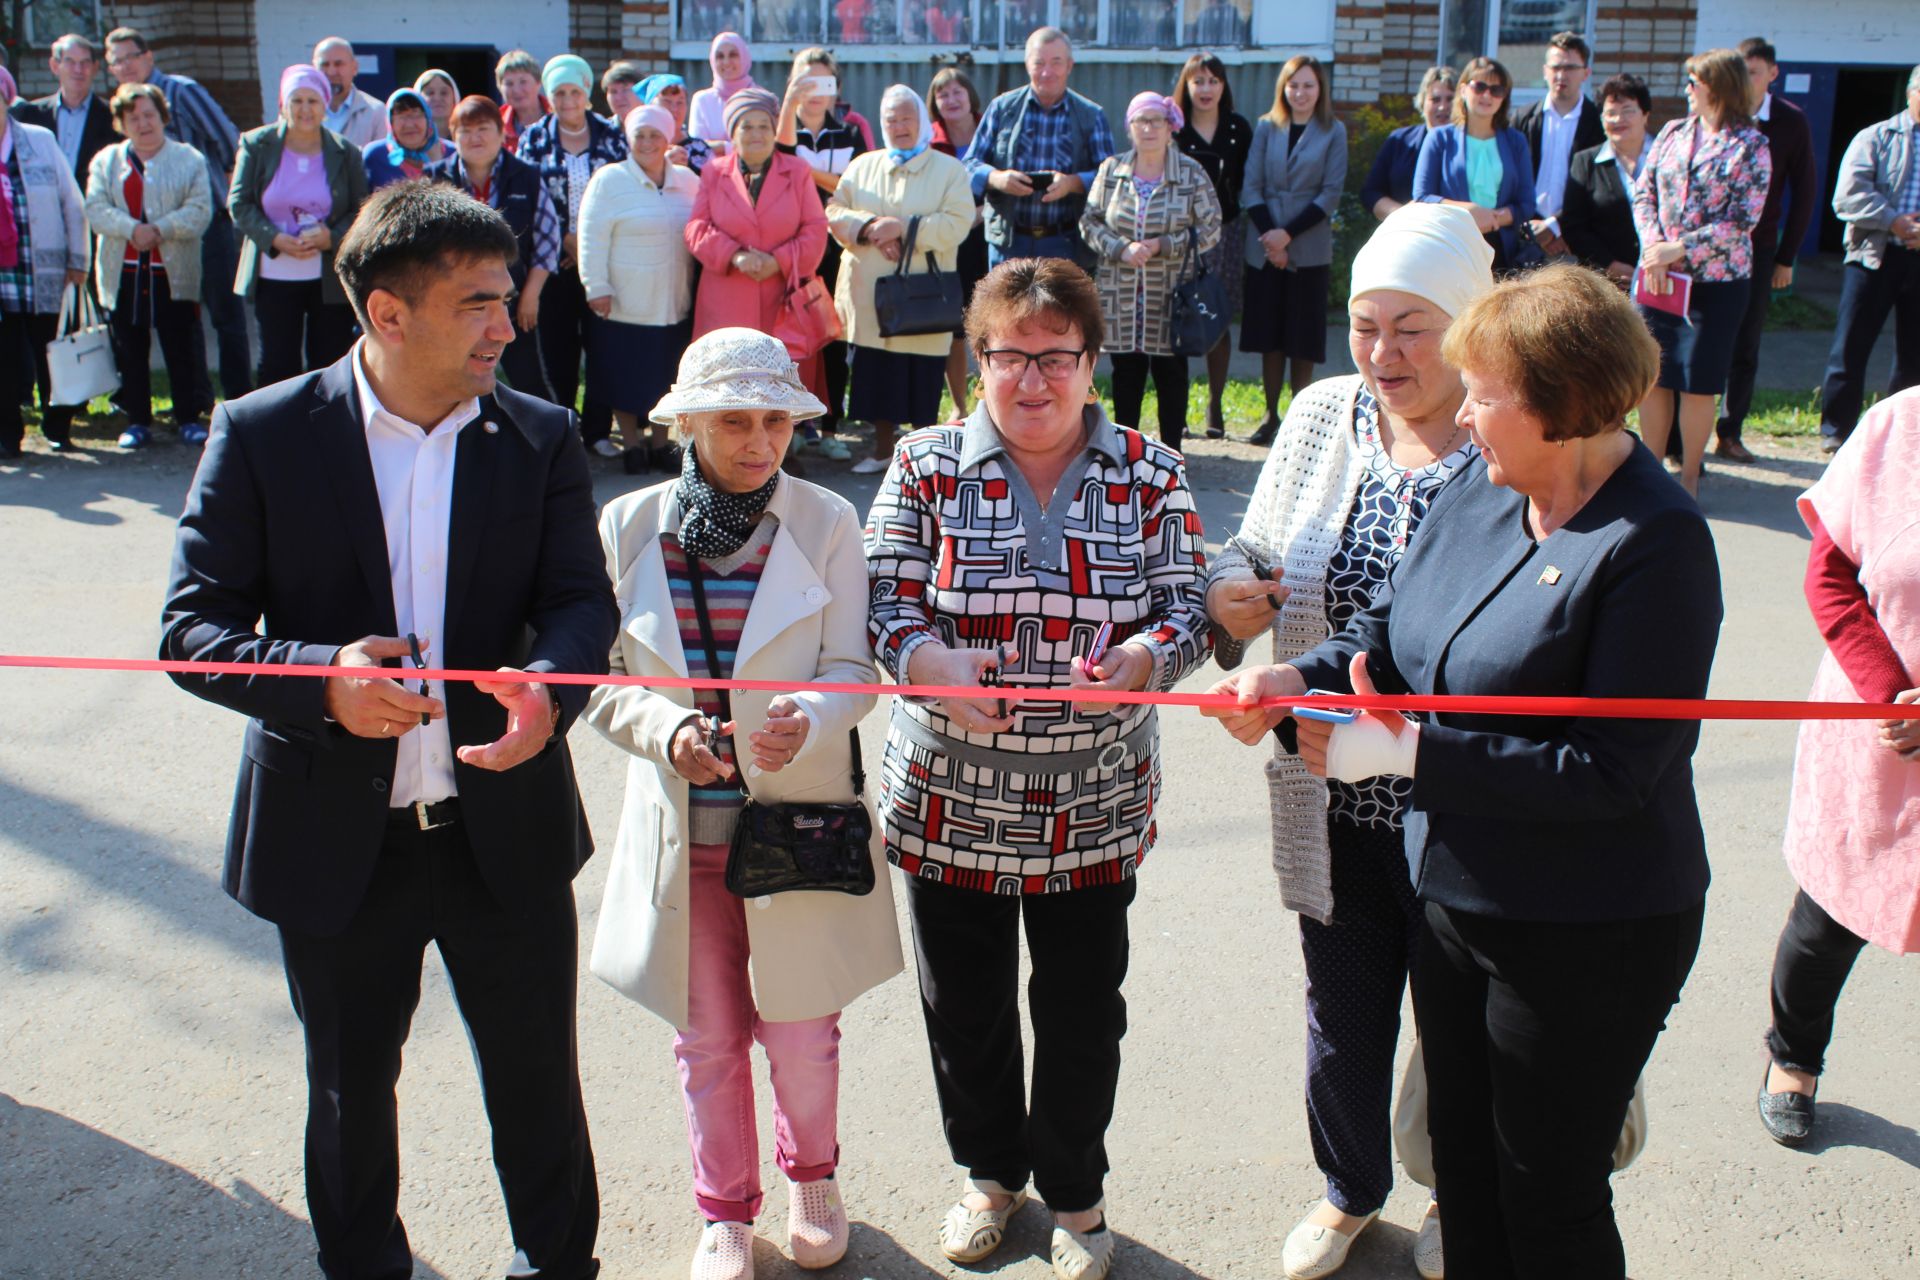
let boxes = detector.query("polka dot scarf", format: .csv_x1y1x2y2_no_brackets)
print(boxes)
675,442,778,559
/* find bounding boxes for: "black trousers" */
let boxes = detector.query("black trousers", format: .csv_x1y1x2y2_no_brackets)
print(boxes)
905,874,1136,1212
0,310,75,450
537,265,610,440
278,815,599,1280
1819,245,1920,443
254,277,356,390
192,210,254,402
1765,888,1868,1076
112,269,208,427
1716,242,1775,441
1412,898,1703,1280
1109,352,1189,451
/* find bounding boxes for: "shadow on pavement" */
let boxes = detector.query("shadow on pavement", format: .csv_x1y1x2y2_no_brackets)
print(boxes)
0,1092,455,1279
1806,1102,1920,1171
0,442,192,526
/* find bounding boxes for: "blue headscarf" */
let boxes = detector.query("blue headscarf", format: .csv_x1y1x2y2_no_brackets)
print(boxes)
636,73,686,105
383,88,438,166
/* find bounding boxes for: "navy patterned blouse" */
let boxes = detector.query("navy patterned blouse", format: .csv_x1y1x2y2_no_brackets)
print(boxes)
1324,388,1476,829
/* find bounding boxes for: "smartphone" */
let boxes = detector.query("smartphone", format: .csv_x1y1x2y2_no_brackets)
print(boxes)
806,75,838,99
1025,170,1055,192
1293,689,1360,725
1084,621,1113,671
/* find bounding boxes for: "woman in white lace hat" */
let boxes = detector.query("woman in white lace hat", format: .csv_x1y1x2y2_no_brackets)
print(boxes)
585,327,903,1280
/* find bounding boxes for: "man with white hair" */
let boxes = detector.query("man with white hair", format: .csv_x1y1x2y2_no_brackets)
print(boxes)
1818,63,1920,452
313,37,387,148
961,26,1113,269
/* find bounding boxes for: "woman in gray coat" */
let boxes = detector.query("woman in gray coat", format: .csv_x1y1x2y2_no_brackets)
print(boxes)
1241,56,1347,447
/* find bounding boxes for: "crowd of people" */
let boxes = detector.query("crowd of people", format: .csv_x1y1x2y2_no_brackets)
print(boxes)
7,16,1914,1280
4,26,1916,472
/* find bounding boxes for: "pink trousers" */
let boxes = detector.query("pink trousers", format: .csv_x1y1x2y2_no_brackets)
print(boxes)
676,842,841,1222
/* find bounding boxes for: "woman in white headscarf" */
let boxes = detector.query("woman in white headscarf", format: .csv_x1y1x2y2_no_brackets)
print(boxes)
413,68,460,140
824,84,974,474
1201,201,1495,1280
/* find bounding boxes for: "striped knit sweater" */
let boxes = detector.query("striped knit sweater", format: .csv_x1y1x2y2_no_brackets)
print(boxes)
663,516,778,846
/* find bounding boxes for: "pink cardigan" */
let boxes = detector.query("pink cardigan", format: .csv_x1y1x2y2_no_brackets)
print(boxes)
684,150,828,338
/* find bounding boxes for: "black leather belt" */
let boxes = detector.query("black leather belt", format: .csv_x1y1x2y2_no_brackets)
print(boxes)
1011,224,1067,239
387,798,461,831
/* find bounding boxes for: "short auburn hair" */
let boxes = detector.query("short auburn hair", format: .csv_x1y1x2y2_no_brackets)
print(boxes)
110,81,170,127
1442,263,1659,443
449,94,504,135
966,257,1104,363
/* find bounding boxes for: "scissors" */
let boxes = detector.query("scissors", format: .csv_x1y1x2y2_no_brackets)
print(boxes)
977,643,1009,720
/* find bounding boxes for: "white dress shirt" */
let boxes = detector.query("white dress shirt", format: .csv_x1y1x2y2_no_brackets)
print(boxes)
352,342,480,806
1535,97,1585,222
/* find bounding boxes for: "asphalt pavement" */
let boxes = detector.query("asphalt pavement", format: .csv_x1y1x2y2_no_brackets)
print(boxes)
2,428,1915,1279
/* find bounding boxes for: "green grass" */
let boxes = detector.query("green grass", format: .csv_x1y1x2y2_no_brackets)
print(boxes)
1763,290,1838,332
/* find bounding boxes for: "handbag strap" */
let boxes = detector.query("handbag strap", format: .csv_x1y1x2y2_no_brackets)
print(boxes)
681,546,865,795
893,214,921,276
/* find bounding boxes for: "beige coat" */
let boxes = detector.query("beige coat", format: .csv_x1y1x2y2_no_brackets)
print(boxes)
825,147,975,358
85,138,213,307
585,473,903,1029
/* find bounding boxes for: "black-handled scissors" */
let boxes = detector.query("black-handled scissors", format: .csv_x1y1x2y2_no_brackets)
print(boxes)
405,633,430,727
1225,534,1284,611
978,643,1009,720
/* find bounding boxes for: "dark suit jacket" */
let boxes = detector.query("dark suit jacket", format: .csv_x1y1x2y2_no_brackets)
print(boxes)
1561,143,1642,271
160,355,619,937
1513,95,1605,178
1291,445,1722,924
1754,94,1819,266
11,92,116,182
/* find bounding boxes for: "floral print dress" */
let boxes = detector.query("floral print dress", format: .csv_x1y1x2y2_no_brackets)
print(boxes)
1631,115,1771,281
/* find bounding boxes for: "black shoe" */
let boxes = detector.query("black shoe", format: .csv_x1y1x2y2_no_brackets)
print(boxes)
1757,1064,1816,1146
0,441,22,460
650,442,683,473
1205,404,1226,439
1247,418,1279,448
1820,434,1842,455
621,446,650,476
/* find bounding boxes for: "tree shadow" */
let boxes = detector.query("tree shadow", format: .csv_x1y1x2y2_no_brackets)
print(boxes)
1805,1102,1920,1171
0,1092,452,1279
0,438,193,526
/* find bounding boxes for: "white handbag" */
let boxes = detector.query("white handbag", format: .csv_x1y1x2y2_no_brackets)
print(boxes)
1392,1034,1648,1188
46,283,120,407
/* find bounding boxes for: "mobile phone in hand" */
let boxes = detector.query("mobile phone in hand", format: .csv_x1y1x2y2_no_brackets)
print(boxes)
1084,621,1113,671
1026,170,1055,192
1293,690,1360,725
807,75,838,98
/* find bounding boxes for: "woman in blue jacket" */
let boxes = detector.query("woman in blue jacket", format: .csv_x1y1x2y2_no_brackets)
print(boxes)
1412,57,1536,269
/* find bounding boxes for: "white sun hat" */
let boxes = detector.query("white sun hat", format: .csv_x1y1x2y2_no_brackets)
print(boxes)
648,327,829,425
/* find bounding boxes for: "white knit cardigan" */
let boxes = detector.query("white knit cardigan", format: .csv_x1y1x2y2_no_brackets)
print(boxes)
1209,374,1367,924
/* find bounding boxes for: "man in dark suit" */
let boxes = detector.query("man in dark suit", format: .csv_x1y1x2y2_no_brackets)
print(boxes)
161,181,615,1280
1514,31,1605,257
9,33,117,182
1714,37,1821,462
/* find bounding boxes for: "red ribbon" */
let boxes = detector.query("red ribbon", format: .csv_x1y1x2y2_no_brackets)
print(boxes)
0,653,1905,721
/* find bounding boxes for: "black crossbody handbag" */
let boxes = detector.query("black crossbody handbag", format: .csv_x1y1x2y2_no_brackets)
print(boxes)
873,214,965,338
1168,223,1230,357
683,555,876,898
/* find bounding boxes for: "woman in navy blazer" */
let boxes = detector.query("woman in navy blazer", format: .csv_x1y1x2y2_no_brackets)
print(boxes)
1362,65,1456,219
1205,265,1721,1280
1412,57,1537,268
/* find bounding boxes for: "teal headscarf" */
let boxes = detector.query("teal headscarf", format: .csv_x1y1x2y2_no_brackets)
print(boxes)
383,88,438,166
541,54,594,99
636,73,686,104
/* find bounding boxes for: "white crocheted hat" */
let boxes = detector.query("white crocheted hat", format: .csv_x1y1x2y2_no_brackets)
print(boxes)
649,327,829,425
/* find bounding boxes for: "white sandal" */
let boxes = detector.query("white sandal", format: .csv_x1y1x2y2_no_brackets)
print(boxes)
939,1178,1029,1263
787,1175,849,1269
1050,1200,1116,1280
691,1220,755,1280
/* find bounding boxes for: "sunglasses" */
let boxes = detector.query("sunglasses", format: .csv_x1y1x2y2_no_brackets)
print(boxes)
1468,80,1508,97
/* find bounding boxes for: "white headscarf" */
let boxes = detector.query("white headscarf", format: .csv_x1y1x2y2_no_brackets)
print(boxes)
879,84,933,165
1349,202,1495,320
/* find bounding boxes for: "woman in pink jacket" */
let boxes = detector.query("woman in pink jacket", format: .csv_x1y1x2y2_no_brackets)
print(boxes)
686,86,828,399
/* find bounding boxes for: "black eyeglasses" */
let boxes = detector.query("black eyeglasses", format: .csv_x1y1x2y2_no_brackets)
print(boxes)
981,348,1087,379
1468,80,1508,98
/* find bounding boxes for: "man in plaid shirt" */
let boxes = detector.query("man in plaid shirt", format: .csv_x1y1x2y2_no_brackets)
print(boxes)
963,26,1114,270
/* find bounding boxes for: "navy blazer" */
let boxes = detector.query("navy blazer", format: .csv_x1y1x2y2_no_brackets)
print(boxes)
1412,124,1538,262
160,355,619,936
1291,444,1722,924
1361,122,1428,212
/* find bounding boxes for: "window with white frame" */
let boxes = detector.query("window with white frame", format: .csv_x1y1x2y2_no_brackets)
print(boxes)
674,0,1262,48
1441,0,1594,76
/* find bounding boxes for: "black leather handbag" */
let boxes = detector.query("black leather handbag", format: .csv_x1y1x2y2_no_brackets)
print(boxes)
1168,224,1229,357
873,214,965,338
684,556,876,899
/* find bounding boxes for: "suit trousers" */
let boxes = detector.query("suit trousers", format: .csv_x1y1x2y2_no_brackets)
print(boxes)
1716,242,1775,441
537,265,611,441
1412,898,1703,1280
277,814,599,1280
1764,887,1868,1076
1819,246,1920,443
193,210,254,401
905,874,1136,1213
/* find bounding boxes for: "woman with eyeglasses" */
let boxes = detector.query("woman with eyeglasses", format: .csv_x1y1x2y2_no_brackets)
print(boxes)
864,257,1210,1280
1631,49,1770,498
1412,57,1537,270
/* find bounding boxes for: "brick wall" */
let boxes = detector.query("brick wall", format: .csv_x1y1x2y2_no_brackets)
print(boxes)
572,0,623,73
1333,0,1384,108
1379,1,1441,97
101,0,263,128
622,1,672,62
1595,1,1696,119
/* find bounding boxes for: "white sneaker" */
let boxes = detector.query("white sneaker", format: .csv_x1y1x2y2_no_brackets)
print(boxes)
1050,1201,1117,1280
787,1175,849,1269
1413,1200,1443,1279
850,455,887,475
1282,1203,1379,1280
591,438,622,458
691,1220,755,1280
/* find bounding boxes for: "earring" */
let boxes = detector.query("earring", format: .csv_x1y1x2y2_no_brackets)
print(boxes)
1087,385,1099,403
